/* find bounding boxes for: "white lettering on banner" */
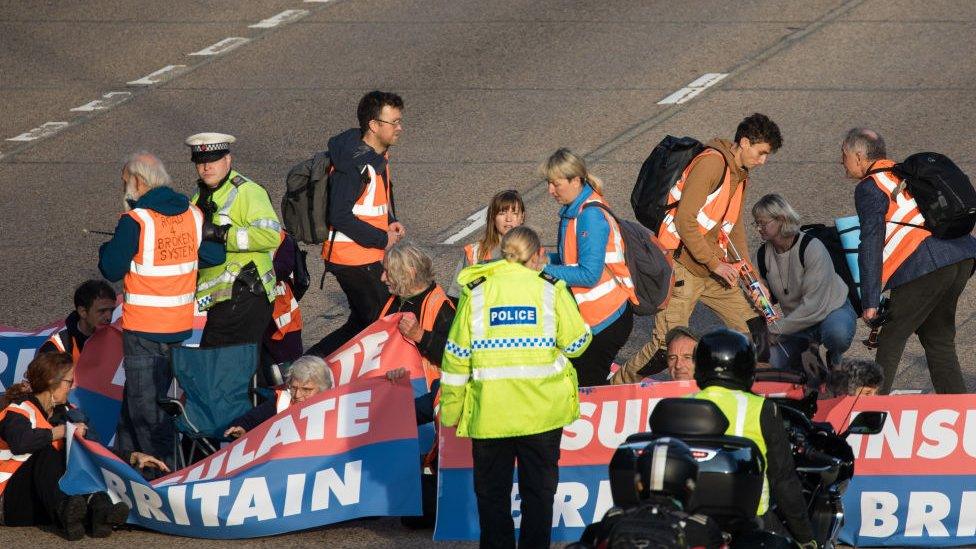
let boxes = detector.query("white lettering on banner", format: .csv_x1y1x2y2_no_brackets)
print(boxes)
226,477,277,526
0,348,38,392
133,481,170,522
167,485,191,525
329,331,389,385
111,358,126,387
512,480,614,529
102,468,134,509
856,409,976,460
337,390,372,438
300,398,337,440
284,474,305,516
860,491,976,538
193,481,231,527
562,398,663,451
311,460,362,510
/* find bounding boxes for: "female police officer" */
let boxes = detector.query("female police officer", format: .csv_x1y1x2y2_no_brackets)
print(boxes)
440,226,592,549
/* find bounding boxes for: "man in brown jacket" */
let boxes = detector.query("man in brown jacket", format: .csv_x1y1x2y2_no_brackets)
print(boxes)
613,113,783,384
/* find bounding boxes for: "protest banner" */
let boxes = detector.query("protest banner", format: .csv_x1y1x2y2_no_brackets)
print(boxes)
61,375,422,538
0,320,61,392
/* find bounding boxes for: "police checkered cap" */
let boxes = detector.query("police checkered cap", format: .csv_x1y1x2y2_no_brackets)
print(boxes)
185,132,235,163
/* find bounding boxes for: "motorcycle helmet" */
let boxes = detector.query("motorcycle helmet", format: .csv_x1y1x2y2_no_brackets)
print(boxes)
693,328,756,390
635,437,699,507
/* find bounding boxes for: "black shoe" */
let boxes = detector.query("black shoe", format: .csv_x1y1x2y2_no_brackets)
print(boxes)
57,495,88,541
87,492,130,538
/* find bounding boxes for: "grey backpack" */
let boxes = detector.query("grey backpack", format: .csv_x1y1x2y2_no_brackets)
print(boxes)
281,151,331,244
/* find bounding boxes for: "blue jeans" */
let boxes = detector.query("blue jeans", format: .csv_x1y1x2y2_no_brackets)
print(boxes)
770,300,857,370
114,331,178,470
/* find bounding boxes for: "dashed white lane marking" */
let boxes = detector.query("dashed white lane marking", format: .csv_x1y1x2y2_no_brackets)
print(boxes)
304,0,336,3
127,65,188,86
249,9,309,28
189,37,251,56
657,73,728,105
69,91,132,112
6,122,70,142
442,207,488,244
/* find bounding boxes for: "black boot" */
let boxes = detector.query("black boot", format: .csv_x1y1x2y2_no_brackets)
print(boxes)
57,495,88,541
87,492,130,538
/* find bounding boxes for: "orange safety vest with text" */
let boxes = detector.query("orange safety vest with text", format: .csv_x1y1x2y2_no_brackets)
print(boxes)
122,206,204,334
379,285,454,389
0,400,62,496
868,159,931,286
322,161,391,266
270,281,303,340
658,149,743,255
562,194,638,327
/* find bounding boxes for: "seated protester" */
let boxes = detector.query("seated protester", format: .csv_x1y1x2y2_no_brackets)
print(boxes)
827,358,884,398
261,232,305,386
753,194,856,372
224,355,333,438
38,280,116,360
447,189,526,300
0,352,167,540
571,437,727,549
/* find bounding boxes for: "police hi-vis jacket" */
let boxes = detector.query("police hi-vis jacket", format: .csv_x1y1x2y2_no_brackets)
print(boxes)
440,259,592,439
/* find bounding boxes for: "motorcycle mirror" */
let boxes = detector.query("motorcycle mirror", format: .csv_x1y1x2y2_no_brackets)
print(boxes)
842,411,888,437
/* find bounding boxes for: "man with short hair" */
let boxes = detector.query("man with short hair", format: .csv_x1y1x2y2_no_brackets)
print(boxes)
613,114,783,385
39,280,117,360
99,152,225,468
308,91,406,357
188,133,282,348
664,326,698,382
843,128,976,394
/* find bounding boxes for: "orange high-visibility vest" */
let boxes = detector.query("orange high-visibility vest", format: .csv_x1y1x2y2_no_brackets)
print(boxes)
868,159,931,286
562,194,638,328
463,243,481,265
322,161,391,266
45,330,81,363
379,285,455,389
270,281,302,340
658,149,743,255
122,206,204,334
0,400,61,496
274,388,291,413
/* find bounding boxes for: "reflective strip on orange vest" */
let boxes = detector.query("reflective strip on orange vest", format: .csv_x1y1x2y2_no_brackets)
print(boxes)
379,285,454,389
464,243,480,266
0,401,60,497
322,162,391,266
275,388,292,413
869,161,930,286
562,194,637,327
271,281,302,340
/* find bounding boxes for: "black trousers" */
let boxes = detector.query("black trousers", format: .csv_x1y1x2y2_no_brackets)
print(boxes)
571,306,634,387
876,258,974,394
306,261,389,358
200,274,273,349
2,446,67,526
472,428,562,549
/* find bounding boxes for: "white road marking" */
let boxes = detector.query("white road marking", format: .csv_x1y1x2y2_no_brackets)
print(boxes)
249,9,309,28
304,0,335,3
188,37,251,56
7,122,70,142
70,91,132,112
657,72,728,105
443,207,487,244
127,65,188,86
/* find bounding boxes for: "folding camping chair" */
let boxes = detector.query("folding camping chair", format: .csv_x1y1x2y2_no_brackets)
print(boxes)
160,343,258,469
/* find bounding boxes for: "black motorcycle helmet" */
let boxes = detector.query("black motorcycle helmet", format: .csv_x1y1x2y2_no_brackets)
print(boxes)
635,437,699,507
693,328,757,390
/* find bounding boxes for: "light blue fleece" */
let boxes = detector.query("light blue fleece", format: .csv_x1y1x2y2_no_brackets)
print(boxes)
543,184,626,333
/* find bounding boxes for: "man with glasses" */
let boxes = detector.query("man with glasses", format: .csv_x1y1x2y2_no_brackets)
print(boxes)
308,91,406,357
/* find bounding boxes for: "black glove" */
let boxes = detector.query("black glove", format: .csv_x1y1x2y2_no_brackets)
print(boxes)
202,221,231,243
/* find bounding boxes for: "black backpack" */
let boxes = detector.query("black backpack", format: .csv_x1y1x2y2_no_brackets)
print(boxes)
875,152,976,239
606,503,688,549
756,224,862,316
582,202,674,316
281,151,331,244
631,136,725,233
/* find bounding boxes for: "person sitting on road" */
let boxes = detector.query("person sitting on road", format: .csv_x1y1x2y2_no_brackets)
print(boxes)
38,280,117,361
223,355,334,438
571,437,727,549
827,358,884,398
0,352,167,540
753,194,856,374
447,189,526,300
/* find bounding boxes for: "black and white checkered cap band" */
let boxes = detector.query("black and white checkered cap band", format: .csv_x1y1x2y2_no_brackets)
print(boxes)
191,143,230,153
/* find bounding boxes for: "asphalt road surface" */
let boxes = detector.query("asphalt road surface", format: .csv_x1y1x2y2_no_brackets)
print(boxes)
2,0,974,546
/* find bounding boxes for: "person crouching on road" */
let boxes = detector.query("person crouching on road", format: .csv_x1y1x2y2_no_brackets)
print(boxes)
752,194,857,372
224,355,334,438
447,189,526,300
38,279,116,361
0,353,167,540
541,148,637,387
827,358,884,398
441,225,592,549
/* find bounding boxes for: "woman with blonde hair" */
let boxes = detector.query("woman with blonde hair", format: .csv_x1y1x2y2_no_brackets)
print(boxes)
441,225,590,549
447,189,525,299
541,148,637,386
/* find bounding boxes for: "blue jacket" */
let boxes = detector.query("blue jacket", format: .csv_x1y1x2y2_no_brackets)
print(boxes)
98,186,226,342
855,178,976,309
326,128,398,249
543,184,625,333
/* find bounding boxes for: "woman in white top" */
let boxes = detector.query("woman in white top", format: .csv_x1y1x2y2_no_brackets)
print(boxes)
752,194,857,371
447,189,525,299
